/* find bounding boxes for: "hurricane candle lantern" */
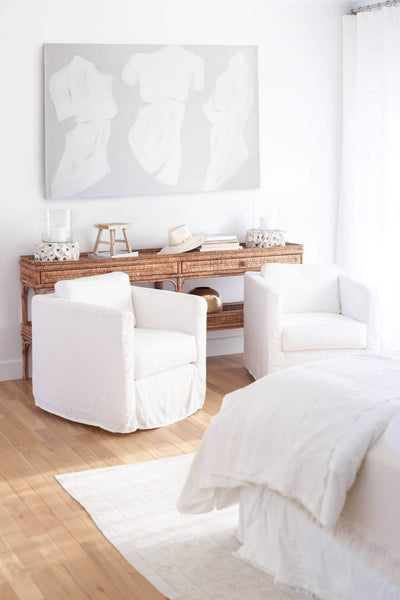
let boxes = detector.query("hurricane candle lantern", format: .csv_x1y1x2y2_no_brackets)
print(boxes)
43,208,72,243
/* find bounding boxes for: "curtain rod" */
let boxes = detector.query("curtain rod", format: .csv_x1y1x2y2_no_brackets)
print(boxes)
352,0,400,14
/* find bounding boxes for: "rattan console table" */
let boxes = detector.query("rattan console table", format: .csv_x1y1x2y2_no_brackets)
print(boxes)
20,242,303,379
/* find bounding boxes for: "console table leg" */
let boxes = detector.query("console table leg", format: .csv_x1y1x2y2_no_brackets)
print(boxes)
155,280,180,291
21,282,29,324
22,339,30,380
20,282,31,379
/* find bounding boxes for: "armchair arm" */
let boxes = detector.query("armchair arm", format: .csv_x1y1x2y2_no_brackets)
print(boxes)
32,294,136,433
339,273,379,352
132,286,207,363
244,272,283,379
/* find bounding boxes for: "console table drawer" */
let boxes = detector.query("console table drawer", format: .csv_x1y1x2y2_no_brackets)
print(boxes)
40,263,179,285
182,253,301,275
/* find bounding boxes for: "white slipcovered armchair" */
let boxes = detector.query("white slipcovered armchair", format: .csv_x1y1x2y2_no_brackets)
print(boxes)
32,272,207,433
244,264,379,379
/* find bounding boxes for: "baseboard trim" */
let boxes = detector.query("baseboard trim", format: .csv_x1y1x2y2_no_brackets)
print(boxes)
0,359,23,382
206,329,244,357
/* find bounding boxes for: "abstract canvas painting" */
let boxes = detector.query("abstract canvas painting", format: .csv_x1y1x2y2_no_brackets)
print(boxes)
44,44,260,199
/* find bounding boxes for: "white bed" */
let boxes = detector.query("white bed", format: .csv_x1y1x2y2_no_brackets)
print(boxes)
178,355,400,600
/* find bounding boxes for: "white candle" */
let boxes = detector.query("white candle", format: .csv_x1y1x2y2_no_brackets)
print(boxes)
53,226,67,241
260,217,272,230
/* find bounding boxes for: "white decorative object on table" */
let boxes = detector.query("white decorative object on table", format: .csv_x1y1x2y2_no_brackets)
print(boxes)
245,229,285,248
43,208,72,242
158,224,206,255
259,216,272,230
34,241,80,262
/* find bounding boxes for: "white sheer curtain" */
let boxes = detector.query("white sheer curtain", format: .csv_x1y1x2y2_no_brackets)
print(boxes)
337,7,400,352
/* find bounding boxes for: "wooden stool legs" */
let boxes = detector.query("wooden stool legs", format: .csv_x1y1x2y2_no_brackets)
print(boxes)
122,228,132,253
92,223,132,257
93,229,103,255
110,230,116,258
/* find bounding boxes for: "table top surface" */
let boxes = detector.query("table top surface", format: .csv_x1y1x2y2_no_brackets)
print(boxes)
20,242,304,267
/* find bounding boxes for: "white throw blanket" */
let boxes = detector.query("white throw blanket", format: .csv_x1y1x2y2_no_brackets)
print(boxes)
178,355,400,527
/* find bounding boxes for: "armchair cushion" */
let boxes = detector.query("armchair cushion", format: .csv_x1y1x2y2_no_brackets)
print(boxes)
281,312,367,352
261,264,341,314
134,328,197,379
55,271,136,325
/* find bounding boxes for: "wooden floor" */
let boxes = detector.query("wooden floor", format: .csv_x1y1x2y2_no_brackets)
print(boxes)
0,354,253,600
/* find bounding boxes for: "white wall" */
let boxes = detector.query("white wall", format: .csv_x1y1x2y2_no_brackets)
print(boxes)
0,0,344,380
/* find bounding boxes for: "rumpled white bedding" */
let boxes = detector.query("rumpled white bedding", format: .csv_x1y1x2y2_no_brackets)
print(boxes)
178,355,400,528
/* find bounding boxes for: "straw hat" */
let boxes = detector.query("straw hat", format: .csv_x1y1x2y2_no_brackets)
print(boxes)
158,224,206,255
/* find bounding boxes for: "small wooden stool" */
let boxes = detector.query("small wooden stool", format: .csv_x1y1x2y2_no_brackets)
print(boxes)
93,223,132,257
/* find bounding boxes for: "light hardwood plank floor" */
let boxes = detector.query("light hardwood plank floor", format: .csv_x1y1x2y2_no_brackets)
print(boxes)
0,354,253,600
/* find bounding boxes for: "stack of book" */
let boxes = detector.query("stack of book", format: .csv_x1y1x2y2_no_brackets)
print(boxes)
199,234,241,252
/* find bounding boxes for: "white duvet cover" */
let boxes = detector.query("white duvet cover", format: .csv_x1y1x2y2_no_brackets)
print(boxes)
178,355,400,529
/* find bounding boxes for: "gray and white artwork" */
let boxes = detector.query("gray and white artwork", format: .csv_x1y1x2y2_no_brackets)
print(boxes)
44,44,260,199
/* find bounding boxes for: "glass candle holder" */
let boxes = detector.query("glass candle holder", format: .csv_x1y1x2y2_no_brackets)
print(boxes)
43,209,72,243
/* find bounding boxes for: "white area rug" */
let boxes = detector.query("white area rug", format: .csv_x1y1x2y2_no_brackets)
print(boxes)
56,454,294,600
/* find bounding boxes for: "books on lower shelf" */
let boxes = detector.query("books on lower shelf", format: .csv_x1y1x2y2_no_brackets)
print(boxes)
199,234,241,252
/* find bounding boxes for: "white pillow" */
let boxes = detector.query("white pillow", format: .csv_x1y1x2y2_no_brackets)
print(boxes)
55,272,136,325
261,264,341,314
